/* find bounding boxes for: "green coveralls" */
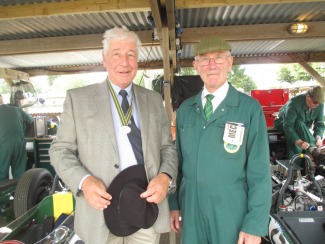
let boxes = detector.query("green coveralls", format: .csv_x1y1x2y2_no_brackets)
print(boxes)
47,120,58,135
0,104,34,182
273,93,325,166
169,84,272,244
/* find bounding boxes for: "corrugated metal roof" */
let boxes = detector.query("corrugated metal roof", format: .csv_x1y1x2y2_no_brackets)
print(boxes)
0,2,325,69
2,2,325,41
0,46,163,68
176,2,325,27
0,37,324,69
0,0,72,7
0,11,153,40
180,38,325,58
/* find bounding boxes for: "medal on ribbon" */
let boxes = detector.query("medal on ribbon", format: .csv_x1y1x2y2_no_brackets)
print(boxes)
107,79,133,134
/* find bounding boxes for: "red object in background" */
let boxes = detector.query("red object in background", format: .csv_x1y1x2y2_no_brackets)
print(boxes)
251,89,290,127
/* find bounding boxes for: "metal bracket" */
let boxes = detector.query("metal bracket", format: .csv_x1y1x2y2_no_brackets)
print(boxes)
163,80,171,87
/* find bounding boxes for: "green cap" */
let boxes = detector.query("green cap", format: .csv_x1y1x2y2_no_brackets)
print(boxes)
192,36,232,57
310,86,325,104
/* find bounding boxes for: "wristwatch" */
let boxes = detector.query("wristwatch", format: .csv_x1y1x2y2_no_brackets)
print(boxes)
163,172,177,194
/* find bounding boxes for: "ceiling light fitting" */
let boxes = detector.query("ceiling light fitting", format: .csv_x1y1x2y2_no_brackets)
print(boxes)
288,23,308,35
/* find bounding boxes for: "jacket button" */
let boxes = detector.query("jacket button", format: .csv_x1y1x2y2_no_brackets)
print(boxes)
114,164,119,169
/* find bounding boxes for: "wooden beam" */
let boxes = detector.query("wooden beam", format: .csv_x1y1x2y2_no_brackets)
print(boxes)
292,54,325,86
148,0,163,40
0,67,30,81
0,0,150,20
175,0,325,9
165,0,177,71
0,31,158,56
181,22,325,44
4,78,14,87
1,0,323,20
161,12,172,124
166,0,176,51
171,50,177,71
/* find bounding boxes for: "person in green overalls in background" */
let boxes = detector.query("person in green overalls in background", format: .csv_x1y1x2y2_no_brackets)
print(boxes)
47,119,58,135
273,86,325,167
168,37,271,244
0,93,34,182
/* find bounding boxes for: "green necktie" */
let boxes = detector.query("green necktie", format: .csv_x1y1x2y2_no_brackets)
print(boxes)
204,94,214,121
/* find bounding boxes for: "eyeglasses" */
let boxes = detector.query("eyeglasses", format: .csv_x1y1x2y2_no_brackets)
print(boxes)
308,94,319,105
196,55,230,66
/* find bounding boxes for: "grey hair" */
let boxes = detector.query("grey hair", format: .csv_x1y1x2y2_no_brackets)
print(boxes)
102,26,142,58
194,50,232,61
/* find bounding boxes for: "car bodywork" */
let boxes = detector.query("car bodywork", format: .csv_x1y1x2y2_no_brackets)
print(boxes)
0,190,79,244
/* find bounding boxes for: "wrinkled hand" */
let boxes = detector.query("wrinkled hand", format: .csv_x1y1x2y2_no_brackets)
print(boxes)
170,210,181,233
81,176,111,210
296,140,310,150
140,173,170,204
316,138,322,147
238,231,261,244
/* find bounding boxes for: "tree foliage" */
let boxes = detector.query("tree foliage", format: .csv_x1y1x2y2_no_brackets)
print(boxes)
47,75,61,86
176,68,197,76
50,76,89,93
133,71,146,87
227,66,257,92
0,79,11,94
277,63,325,84
32,75,89,95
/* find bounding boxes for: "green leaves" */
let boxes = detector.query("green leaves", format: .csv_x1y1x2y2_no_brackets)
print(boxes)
0,79,11,94
227,66,257,92
276,63,325,84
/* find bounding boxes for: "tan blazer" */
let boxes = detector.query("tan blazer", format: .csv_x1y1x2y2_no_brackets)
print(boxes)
49,81,178,244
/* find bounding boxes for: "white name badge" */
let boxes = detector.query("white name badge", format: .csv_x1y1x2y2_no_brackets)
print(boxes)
223,122,245,146
119,126,131,134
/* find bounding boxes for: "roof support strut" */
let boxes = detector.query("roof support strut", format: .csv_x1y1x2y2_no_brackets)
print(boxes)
291,54,325,87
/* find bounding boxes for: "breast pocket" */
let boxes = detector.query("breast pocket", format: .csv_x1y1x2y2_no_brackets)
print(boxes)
178,121,195,157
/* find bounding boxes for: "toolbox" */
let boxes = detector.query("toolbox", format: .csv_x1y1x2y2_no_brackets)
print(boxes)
251,89,289,127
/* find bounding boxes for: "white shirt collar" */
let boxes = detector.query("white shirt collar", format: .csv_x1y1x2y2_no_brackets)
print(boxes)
202,81,229,102
109,79,133,98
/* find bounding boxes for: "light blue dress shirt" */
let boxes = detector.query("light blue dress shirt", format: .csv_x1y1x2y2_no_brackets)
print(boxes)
79,81,141,189
109,81,140,171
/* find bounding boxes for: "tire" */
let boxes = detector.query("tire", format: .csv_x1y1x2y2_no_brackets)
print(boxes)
14,168,53,218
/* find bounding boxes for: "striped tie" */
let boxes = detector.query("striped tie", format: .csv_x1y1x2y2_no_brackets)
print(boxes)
204,94,214,121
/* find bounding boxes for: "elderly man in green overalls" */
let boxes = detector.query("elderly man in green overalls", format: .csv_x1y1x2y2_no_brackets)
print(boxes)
168,37,271,244
0,93,34,182
274,87,325,166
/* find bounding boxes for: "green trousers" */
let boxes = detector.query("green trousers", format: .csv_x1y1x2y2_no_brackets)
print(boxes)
179,178,247,244
0,139,27,182
274,119,315,167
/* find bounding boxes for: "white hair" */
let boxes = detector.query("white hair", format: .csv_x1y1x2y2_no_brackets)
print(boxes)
102,26,142,58
194,50,232,61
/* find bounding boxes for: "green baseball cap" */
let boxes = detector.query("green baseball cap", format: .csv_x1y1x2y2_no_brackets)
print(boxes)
310,86,325,104
192,36,232,57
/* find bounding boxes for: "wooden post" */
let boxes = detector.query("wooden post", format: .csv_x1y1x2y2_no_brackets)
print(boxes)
162,12,172,125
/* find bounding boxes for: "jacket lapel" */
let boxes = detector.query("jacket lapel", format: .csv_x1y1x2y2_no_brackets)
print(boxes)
94,81,118,154
133,84,148,162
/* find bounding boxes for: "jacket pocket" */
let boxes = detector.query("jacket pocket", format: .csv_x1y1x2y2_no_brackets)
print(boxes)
178,121,195,157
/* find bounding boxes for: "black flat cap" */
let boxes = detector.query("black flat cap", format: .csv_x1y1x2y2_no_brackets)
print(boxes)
103,165,158,237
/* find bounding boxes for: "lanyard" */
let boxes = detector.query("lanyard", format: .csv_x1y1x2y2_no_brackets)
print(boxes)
107,78,133,126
